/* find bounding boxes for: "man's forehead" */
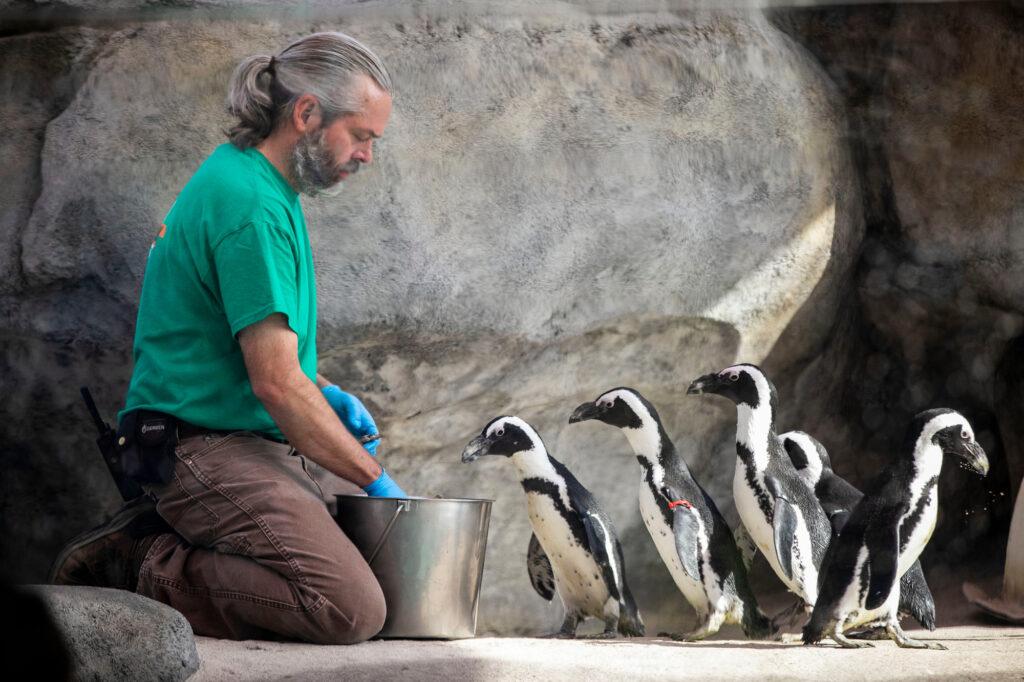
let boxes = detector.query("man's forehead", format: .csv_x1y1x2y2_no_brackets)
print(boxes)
325,76,390,127
356,76,391,115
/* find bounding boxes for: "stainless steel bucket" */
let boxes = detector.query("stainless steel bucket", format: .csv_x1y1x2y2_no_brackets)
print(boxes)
334,495,493,639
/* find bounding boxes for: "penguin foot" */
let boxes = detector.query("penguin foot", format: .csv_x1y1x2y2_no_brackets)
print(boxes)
580,631,618,640
832,632,874,649
541,631,577,639
778,633,804,644
847,627,891,640
770,599,806,629
658,628,712,642
901,640,947,651
886,624,947,650
685,625,717,642
544,615,580,639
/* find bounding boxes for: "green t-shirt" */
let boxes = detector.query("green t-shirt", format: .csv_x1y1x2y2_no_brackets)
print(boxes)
121,143,317,440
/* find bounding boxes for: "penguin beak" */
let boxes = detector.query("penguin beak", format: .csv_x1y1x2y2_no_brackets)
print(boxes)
569,402,601,424
687,373,720,395
959,440,990,476
461,434,491,463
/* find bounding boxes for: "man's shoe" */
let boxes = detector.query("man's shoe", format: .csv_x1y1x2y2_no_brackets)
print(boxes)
48,496,170,591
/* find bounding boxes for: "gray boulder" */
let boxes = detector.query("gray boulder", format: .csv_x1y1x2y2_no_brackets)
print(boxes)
3,4,858,636
25,585,199,682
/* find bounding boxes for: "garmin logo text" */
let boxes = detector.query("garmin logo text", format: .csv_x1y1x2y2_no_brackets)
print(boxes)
141,423,164,434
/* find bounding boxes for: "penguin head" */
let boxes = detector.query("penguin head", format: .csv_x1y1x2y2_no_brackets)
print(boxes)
781,431,832,486
910,408,989,476
462,416,540,463
687,363,777,412
568,387,653,430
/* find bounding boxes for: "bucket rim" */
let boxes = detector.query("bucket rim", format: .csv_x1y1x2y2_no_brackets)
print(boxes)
334,493,495,504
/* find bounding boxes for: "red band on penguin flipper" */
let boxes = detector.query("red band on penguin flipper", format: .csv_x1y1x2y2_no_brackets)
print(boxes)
668,499,693,510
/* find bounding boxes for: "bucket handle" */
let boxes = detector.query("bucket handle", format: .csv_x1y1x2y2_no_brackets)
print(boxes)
366,499,411,566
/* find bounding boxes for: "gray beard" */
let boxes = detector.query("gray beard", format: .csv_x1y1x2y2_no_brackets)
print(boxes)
289,128,356,198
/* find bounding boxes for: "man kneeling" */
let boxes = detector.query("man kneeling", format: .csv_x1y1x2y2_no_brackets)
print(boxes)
51,31,406,644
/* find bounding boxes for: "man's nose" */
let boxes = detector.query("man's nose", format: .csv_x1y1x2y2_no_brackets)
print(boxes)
352,141,373,165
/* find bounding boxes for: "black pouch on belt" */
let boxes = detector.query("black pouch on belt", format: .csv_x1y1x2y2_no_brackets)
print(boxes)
117,410,178,485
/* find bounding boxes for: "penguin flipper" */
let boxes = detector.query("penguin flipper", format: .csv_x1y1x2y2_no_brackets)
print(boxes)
611,535,645,637
771,492,800,582
667,492,702,583
582,513,623,602
527,533,555,601
865,524,900,610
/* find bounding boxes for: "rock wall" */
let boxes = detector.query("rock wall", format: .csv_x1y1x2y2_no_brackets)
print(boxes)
10,0,1021,637
772,1,1024,584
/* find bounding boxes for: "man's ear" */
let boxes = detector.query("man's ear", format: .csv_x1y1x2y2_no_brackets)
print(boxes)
292,94,322,134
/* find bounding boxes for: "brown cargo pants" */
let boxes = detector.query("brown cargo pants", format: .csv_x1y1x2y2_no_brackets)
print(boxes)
135,431,386,643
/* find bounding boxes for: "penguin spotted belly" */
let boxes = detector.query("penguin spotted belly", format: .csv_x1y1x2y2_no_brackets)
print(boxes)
527,493,612,616
638,482,709,613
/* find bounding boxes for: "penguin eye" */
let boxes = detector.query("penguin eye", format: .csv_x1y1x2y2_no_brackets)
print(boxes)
728,372,739,382
601,400,614,409
496,428,505,438
961,430,969,440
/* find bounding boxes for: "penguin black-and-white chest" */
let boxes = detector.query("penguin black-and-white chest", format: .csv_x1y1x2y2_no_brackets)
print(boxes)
897,477,939,575
735,444,775,522
732,461,779,569
636,464,715,613
732,444,785,564
732,407,780,565
732,448,821,603
524,489,612,614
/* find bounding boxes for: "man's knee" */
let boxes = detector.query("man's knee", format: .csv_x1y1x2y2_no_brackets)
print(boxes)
339,579,387,644
308,577,387,644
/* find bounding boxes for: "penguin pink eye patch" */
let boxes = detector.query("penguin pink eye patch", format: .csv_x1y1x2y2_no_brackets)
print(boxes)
668,499,694,510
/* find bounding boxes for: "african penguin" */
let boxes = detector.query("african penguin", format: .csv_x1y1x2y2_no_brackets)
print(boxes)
803,409,989,649
462,416,644,638
570,388,774,640
687,364,831,614
781,430,937,631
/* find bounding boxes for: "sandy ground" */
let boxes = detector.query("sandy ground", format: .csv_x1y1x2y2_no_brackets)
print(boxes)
192,625,1024,681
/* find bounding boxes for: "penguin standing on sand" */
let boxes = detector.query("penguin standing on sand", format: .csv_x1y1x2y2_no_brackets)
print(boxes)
570,388,774,640
462,416,644,638
687,365,832,614
781,431,937,631
803,409,989,649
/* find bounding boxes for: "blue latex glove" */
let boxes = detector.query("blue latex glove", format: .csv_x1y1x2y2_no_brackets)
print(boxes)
363,468,407,498
322,384,381,456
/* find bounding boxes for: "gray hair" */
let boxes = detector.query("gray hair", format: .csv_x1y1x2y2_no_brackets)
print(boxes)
226,32,392,149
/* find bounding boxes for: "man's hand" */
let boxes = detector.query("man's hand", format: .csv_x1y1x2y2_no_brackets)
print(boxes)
363,469,407,498
238,314,406,497
320,385,381,456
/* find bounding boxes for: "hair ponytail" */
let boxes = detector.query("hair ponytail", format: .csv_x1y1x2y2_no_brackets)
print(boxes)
226,54,277,148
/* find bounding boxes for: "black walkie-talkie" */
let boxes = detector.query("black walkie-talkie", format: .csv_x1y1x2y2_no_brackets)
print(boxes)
81,387,143,501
